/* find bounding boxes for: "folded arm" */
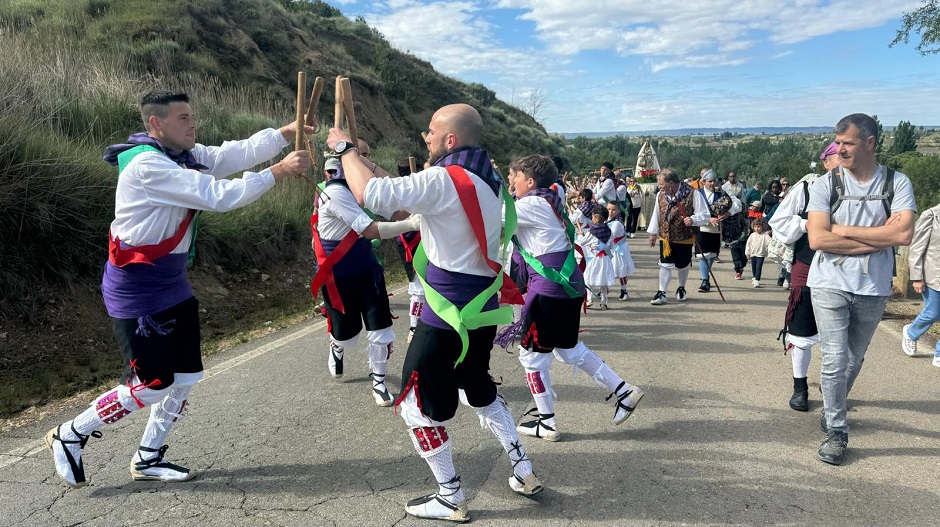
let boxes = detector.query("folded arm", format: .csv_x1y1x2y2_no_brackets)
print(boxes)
829,210,915,248
806,211,879,255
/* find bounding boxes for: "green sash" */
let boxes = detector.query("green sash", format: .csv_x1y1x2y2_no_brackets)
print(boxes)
511,206,581,298
413,186,516,366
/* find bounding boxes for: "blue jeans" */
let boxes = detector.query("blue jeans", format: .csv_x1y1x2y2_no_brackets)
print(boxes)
750,257,764,280
909,286,940,356
812,288,889,433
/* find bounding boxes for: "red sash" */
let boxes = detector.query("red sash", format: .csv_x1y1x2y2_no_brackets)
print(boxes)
309,213,361,314
444,166,522,305
108,210,195,267
399,232,422,263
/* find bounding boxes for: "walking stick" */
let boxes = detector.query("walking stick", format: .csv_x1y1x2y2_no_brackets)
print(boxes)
675,200,726,302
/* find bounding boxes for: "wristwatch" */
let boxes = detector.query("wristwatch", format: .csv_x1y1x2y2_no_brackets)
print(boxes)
334,140,356,155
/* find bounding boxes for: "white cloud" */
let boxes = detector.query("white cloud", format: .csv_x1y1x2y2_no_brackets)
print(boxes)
362,2,557,84
496,0,922,71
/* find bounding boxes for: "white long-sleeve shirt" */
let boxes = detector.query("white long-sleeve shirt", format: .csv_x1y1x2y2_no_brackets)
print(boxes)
511,195,571,257
645,190,710,237
364,167,502,277
110,128,288,252
768,180,810,245
317,182,374,241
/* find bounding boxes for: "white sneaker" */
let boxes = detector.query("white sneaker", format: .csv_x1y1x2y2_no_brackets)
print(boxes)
509,473,544,496
675,287,688,302
328,343,344,378
406,326,416,344
130,445,194,482
902,324,917,356
516,411,561,442
650,290,667,305
933,356,940,368
783,279,790,289
608,382,644,425
405,493,469,522
370,373,394,407
752,279,760,288
45,423,100,488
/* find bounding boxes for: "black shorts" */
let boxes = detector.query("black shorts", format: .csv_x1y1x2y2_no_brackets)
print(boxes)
322,266,393,341
659,241,693,268
400,322,498,422
112,296,203,390
695,231,721,256
786,287,818,337
522,295,583,352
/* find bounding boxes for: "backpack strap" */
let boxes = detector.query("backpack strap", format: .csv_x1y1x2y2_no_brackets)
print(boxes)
799,180,811,219
828,167,844,216
882,167,895,218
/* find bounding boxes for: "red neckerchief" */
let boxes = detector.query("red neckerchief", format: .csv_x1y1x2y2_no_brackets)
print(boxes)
108,210,195,267
399,232,422,262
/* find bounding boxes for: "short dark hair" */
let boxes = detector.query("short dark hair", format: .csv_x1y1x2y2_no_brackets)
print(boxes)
660,169,680,184
550,155,565,173
579,188,594,201
509,154,558,189
601,161,614,170
591,205,608,219
606,201,620,211
835,113,879,143
140,90,189,126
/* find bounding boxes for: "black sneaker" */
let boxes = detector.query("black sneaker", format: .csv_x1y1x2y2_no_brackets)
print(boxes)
817,430,848,465
697,280,710,293
675,286,688,302
789,389,808,412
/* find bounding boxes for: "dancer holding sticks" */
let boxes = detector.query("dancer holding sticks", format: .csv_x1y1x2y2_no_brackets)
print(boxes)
44,90,313,488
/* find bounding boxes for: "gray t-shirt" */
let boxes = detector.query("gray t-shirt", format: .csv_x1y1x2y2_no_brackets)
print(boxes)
806,165,916,296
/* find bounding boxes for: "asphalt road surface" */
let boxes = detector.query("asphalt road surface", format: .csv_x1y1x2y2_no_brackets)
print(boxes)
2,242,939,526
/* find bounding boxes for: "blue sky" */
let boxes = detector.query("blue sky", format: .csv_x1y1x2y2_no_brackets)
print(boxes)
326,0,940,134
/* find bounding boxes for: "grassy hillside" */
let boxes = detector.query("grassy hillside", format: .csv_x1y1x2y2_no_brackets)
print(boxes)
0,0,559,416
0,0,559,317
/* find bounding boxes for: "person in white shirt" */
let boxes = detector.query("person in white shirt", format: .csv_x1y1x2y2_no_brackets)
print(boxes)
595,162,618,205
626,175,644,236
328,104,542,522
45,90,312,489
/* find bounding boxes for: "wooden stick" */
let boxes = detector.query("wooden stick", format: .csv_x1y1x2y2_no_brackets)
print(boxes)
334,75,345,130
295,71,307,151
408,156,417,174
305,76,324,129
339,77,358,147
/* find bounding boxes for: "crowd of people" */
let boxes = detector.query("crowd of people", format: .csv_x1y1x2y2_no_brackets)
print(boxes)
42,91,939,523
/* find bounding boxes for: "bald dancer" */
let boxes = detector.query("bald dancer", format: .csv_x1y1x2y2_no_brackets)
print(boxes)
328,104,541,522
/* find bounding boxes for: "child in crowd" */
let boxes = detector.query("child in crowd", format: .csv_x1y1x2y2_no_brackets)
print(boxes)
606,202,636,300
569,188,596,234
745,218,771,288
580,206,616,309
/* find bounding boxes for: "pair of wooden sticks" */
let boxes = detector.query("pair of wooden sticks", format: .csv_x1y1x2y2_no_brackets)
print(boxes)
294,72,359,151
293,72,361,193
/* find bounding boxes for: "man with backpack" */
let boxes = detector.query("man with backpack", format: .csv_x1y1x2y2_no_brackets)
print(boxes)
806,113,916,466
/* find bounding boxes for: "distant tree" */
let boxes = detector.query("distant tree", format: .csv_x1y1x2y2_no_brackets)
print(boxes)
890,120,919,155
511,87,548,125
891,0,940,55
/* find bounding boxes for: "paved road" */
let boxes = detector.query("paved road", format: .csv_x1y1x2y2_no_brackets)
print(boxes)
2,243,939,526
